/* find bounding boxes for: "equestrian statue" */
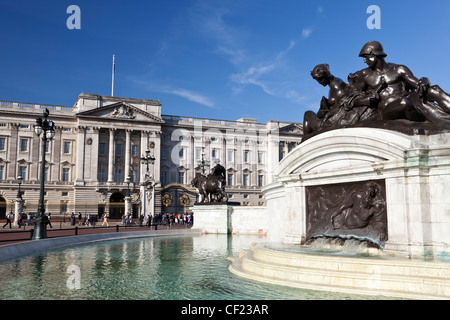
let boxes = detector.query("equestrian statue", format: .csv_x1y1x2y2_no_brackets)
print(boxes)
191,160,228,204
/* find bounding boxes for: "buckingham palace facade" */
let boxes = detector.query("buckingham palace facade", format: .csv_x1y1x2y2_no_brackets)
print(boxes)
0,93,303,220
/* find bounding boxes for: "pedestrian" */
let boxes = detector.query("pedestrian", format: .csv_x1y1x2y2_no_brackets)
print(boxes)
70,212,75,226
78,212,82,225
102,213,109,227
3,213,12,229
27,212,31,226
47,213,53,228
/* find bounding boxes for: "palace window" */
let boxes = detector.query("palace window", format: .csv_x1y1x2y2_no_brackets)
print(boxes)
115,143,123,157
227,173,233,186
0,137,6,151
132,145,138,157
98,168,106,182
114,169,122,183
20,138,28,152
244,150,249,163
178,171,185,184
62,168,70,182
99,143,106,155
131,170,138,183
243,173,249,187
258,174,264,187
161,171,167,186
227,150,234,162
63,141,71,154
19,166,27,180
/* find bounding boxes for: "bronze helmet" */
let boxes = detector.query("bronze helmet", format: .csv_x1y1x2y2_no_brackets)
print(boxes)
359,41,387,57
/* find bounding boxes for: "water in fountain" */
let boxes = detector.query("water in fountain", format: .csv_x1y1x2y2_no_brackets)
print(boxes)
306,237,381,256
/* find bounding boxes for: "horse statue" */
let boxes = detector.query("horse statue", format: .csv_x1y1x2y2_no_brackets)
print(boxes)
191,174,228,204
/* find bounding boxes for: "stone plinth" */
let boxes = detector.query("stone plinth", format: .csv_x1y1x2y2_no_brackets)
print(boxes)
192,203,268,235
263,128,450,258
192,203,236,234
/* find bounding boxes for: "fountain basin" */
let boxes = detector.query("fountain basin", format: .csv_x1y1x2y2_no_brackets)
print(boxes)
229,242,450,300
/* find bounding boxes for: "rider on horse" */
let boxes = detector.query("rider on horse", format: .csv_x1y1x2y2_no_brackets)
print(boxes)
210,159,226,192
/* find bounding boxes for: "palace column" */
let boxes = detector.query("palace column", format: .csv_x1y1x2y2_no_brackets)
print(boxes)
7,123,19,180
89,127,100,183
140,130,150,218
124,129,131,181
75,126,86,186
107,128,115,184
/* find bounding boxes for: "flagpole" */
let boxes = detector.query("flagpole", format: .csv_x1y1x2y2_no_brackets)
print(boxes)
111,54,115,96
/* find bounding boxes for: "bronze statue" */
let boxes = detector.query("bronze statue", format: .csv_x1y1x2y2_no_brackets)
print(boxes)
210,159,226,192
191,160,228,204
357,41,450,124
304,64,347,135
303,41,450,141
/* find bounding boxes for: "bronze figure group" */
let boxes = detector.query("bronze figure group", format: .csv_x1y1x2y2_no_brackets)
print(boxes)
191,160,228,204
303,41,450,141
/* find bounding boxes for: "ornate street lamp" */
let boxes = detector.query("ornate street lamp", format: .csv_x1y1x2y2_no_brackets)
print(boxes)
140,149,156,220
32,109,55,240
140,149,155,173
17,175,23,199
197,148,210,175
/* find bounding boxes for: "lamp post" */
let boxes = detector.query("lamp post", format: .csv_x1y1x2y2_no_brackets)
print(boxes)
32,109,55,240
141,150,155,173
140,150,155,219
197,148,210,175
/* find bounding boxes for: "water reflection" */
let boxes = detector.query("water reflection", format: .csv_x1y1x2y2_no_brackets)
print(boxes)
0,234,392,300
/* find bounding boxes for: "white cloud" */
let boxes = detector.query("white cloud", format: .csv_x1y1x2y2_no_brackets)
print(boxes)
165,88,216,109
230,64,276,95
127,77,215,109
302,28,313,39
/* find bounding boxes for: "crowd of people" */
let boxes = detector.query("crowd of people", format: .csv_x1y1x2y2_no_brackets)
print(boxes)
2,211,194,230
2,212,51,229
121,212,194,227
151,213,193,226
67,211,194,228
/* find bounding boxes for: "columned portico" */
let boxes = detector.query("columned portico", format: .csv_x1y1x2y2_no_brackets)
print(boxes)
72,95,164,221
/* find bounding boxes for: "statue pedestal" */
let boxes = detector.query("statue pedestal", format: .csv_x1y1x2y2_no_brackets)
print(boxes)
263,128,450,258
191,203,239,234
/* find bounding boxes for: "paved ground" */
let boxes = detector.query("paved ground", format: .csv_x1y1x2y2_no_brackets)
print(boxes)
0,219,192,246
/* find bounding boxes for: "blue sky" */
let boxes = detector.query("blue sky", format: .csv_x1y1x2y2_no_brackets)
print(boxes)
1,0,450,123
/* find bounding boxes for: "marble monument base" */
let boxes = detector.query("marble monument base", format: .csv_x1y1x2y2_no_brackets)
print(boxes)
263,128,450,258
192,203,238,234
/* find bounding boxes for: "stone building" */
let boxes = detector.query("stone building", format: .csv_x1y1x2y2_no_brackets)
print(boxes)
0,93,303,220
